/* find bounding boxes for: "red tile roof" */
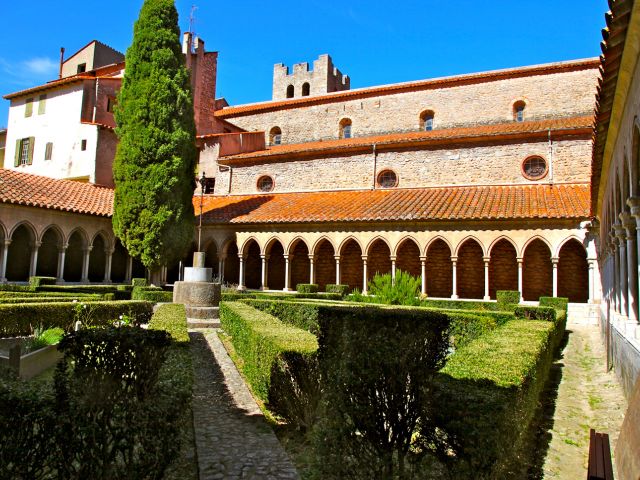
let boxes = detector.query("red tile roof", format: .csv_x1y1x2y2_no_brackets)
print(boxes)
219,116,593,164
0,169,113,216
216,58,600,118
199,183,590,225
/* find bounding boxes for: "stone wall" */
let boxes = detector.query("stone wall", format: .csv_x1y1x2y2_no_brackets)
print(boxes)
229,66,599,145
221,137,591,195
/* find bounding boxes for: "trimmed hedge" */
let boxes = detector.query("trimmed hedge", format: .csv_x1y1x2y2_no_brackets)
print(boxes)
497,290,520,305
324,284,350,296
0,301,153,337
0,284,34,292
0,295,105,304
132,278,148,287
220,302,318,426
421,298,503,311
514,305,556,322
433,314,566,478
132,286,173,303
29,276,57,287
296,284,318,294
539,296,569,312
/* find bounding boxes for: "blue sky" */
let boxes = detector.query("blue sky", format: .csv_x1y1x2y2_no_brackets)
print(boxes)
0,1,607,128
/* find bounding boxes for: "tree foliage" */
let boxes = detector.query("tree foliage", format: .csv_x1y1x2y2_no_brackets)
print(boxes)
113,0,196,269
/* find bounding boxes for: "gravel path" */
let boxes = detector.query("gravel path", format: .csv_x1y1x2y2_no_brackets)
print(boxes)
189,330,300,480
538,321,627,479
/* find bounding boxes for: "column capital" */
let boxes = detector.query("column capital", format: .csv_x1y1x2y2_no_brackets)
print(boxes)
260,254,270,261
308,254,315,261
627,196,640,217
33,241,42,248
613,224,626,241
361,255,368,262
450,256,458,263
389,255,397,262
237,253,246,260
3,239,11,247
334,255,341,262
620,212,636,234
517,257,524,264
60,244,69,251
84,246,93,253
105,248,115,256
419,256,427,262
482,256,491,263
218,255,227,261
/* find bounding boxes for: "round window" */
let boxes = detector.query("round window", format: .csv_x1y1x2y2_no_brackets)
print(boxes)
522,156,548,180
377,170,398,188
257,175,274,192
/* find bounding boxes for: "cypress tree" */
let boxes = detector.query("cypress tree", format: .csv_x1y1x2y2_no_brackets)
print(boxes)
113,0,196,270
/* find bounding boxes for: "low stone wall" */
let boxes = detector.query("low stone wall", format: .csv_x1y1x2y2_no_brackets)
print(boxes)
601,310,640,399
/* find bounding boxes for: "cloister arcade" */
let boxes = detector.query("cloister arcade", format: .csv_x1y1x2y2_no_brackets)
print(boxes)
197,226,598,303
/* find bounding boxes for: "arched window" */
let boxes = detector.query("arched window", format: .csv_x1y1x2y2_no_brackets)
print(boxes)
286,85,294,99
340,118,352,139
420,110,435,131
269,127,282,146
302,83,310,97
513,101,526,122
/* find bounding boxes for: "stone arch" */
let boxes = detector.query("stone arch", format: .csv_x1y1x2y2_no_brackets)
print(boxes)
111,238,128,284
6,223,36,281
301,82,310,97
9,220,37,241
520,235,553,258
64,229,87,282
454,235,486,257
289,238,310,290
204,239,219,277
457,238,484,299
338,236,364,256
244,239,261,290
314,238,336,291
367,238,392,282
0,221,6,243
224,240,240,286
265,238,286,290
522,238,552,301
91,230,113,251
423,236,453,257
419,109,435,130
426,238,452,298
557,238,589,303
489,238,518,299
88,232,108,283
395,237,421,279
286,84,294,99
312,236,336,255
36,225,63,278
286,236,310,255
240,237,262,256
340,238,363,293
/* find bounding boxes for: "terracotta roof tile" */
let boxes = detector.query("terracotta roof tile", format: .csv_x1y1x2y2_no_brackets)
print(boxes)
0,169,113,216
199,183,590,225
216,58,600,118
219,116,593,164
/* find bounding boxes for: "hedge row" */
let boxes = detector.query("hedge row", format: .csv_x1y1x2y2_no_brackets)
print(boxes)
220,302,318,426
132,286,173,303
0,291,102,299
514,305,556,322
496,290,521,305
148,304,197,478
420,298,503,311
539,296,569,312
433,314,566,478
0,295,106,304
0,301,153,337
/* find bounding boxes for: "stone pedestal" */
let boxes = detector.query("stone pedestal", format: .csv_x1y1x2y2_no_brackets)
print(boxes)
174,251,222,328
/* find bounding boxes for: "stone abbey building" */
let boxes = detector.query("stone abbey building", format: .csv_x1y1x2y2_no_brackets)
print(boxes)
1,34,600,306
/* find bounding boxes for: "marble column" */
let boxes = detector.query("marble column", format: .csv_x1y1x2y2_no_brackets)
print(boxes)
56,245,67,283
627,197,640,322
451,256,458,299
0,240,10,283
551,257,559,298
390,255,397,284
29,241,41,277
588,259,597,304
622,212,638,322
615,223,628,317
218,256,226,283
237,254,246,290
283,254,292,291
610,231,620,312
517,257,524,302
104,249,114,284
260,254,269,290
81,246,92,283
335,256,341,285
308,254,315,284
420,256,427,296
362,256,368,294
483,256,491,301
125,256,133,283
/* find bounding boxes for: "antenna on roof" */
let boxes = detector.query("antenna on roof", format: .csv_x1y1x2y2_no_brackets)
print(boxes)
189,5,198,36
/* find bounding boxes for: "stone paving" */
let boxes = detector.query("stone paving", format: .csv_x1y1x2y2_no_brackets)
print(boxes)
537,320,627,479
189,329,300,480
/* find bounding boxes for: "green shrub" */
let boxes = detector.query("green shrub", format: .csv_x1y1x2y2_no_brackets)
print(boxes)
514,305,556,322
132,277,149,287
313,304,451,478
432,315,565,478
242,299,326,334
148,303,189,345
117,284,134,292
324,284,350,296
132,286,173,303
496,290,520,305
222,292,258,302
0,284,32,292
296,283,318,294
220,302,319,427
421,298,503,311
539,296,569,312
0,301,153,337
28,276,57,288
295,292,343,301
103,293,116,301
367,269,421,306
0,295,104,304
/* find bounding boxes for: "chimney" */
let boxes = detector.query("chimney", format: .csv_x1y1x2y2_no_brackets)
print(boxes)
59,47,65,79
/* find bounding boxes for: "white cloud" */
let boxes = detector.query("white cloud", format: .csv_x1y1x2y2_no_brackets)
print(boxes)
22,57,58,75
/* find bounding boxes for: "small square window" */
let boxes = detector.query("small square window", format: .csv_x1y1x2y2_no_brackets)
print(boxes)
107,97,116,113
25,98,34,117
77,63,86,74
45,142,53,160
343,125,352,139
38,94,47,115
81,139,87,151
19,138,30,165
